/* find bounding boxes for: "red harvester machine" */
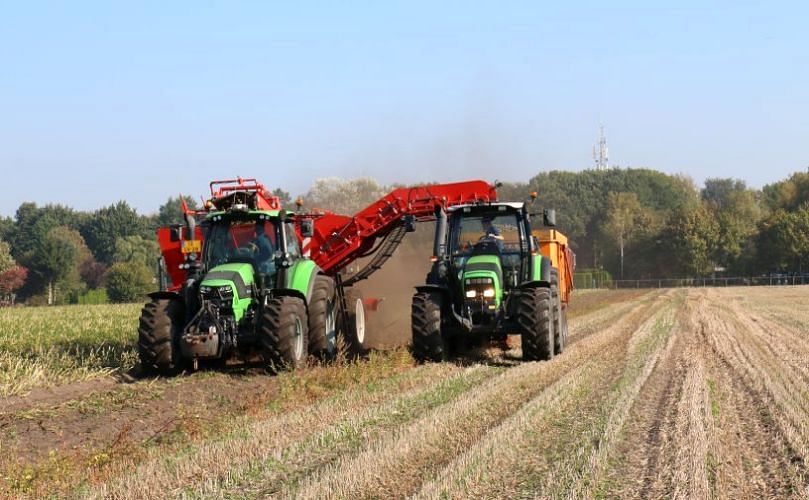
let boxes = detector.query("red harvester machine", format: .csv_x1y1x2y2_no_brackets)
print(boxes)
142,178,497,374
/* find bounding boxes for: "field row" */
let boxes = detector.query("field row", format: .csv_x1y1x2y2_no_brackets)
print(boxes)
2,287,808,497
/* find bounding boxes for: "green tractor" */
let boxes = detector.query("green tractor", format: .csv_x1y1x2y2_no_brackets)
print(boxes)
412,201,574,362
138,183,365,375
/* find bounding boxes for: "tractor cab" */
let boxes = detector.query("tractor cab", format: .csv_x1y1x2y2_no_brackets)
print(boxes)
201,210,301,286
444,203,534,327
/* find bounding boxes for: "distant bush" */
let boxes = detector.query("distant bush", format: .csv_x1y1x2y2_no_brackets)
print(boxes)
77,288,108,305
106,263,154,303
574,269,613,289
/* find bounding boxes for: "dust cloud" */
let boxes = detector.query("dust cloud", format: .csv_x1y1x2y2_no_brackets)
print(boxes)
352,223,435,348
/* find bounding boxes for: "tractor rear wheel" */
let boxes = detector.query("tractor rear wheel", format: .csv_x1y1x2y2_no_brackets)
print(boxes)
519,287,554,361
138,298,184,376
411,291,446,362
550,269,565,354
308,276,337,360
259,296,309,372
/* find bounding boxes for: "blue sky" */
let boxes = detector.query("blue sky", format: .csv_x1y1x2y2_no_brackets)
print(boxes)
1,1,807,216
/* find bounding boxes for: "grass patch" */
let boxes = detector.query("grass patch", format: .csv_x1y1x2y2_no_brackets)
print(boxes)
0,304,141,396
707,378,720,418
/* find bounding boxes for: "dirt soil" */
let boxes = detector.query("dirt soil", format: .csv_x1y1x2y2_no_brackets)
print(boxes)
3,287,809,498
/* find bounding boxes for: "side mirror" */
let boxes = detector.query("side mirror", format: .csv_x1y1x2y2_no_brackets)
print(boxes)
300,220,314,238
543,208,556,227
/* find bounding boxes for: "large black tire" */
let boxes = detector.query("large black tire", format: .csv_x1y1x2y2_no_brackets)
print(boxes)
259,296,309,372
308,276,337,359
138,298,184,376
560,306,569,348
411,291,446,362
519,287,555,361
550,269,565,354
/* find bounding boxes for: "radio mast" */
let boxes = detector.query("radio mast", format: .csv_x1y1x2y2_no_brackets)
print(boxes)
593,125,609,170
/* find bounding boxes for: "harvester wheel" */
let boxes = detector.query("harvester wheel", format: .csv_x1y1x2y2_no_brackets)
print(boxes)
550,269,565,354
411,291,446,362
341,289,368,357
519,287,554,361
138,298,184,376
308,276,337,360
259,296,309,372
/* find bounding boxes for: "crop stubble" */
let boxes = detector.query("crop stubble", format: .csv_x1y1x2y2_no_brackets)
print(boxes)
2,288,808,498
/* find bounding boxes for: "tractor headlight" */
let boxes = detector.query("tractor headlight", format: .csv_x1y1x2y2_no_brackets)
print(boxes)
482,288,495,298
217,286,234,300
465,290,477,298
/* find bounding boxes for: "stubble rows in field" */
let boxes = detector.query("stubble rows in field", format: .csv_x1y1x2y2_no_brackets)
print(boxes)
2,287,808,498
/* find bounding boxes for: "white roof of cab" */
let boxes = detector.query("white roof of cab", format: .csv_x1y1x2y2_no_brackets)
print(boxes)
447,202,525,213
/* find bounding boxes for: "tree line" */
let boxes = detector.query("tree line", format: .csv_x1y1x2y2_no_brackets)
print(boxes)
499,168,809,281
1,169,807,305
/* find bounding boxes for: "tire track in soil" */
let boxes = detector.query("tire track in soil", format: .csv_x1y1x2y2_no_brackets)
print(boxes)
701,290,808,497
412,290,680,499
284,291,671,499
0,288,660,497
601,289,807,499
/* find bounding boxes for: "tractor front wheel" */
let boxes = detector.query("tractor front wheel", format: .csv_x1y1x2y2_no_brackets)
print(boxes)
138,298,184,376
259,296,309,372
519,287,554,361
411,291,446,362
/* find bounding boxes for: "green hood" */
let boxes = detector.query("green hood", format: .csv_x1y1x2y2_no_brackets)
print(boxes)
463,255,503,306
200,262,256,321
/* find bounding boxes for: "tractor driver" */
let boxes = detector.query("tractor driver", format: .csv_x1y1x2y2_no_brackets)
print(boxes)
251,222,275,274
480,215,505,251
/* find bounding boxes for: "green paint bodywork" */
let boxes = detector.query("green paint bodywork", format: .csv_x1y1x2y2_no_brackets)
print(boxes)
201,262,256,321
286,259,317,299
531,254,543,281
463,255,503,307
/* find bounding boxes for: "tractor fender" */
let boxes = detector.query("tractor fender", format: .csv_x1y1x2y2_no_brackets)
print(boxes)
525,255,553,287
267,288,308,306
286,260,321,303
147,291,183,302
414,284,450,300
518,280,552,289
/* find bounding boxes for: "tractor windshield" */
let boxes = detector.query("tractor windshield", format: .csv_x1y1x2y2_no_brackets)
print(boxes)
204,217,279,275
450,212,522,256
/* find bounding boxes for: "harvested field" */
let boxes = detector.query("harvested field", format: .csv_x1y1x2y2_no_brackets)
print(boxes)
1,287,808,498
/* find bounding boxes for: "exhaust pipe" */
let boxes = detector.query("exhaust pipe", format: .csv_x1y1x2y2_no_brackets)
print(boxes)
433,205,447,259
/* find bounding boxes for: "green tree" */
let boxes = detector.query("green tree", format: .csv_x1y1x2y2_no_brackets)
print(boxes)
156,195,198,227
8,203,86,261
761,170,809,212
113,235,160,270
28,227,85,305
106,262,154,303
662,205,720,277
0,216,12,242
758,206,809,272
603,192,655,279
0,239,14,273
701,179,761,273
82,201,148,264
